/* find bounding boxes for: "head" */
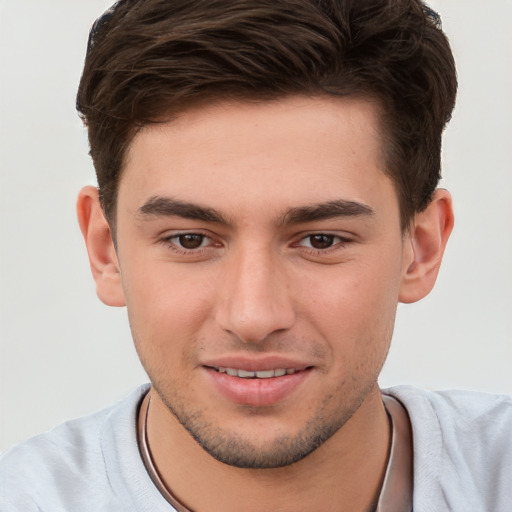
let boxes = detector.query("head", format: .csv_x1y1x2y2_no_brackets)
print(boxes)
77,0,457,232
76,0,456,470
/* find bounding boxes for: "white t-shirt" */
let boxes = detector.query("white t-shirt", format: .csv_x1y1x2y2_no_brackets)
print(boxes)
1,384,511,511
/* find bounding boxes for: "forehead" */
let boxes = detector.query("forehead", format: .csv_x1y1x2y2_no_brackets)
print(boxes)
118,95,397,222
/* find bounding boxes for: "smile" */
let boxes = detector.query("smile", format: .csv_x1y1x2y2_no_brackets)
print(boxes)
205,364,312,405
214,367,297,379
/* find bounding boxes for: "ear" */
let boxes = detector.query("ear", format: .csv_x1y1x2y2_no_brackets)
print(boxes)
399,189,454,304
76,186,126,307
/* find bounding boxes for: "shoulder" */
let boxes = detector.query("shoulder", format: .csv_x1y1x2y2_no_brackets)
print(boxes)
386,385,512,438
384,386,512,511
0,385,150,512
386,385,512,423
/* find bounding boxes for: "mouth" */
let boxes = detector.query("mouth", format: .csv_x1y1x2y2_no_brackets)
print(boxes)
202,358,313,406
212,367,300,379
204,364,312,406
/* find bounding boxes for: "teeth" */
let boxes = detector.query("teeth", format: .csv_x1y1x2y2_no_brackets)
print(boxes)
255,370,274,378
238,369,256,378
216,367,297,379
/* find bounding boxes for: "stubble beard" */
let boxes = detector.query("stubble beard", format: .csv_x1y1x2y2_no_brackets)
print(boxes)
151,377,375,469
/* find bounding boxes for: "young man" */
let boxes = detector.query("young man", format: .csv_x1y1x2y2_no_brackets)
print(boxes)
1,1,511,511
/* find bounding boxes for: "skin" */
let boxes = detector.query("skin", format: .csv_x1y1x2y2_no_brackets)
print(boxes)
78,96,453,511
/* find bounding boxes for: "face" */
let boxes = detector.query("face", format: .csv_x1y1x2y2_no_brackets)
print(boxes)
114,96,412,468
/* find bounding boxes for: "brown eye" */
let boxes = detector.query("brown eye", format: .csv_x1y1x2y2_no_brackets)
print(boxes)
308,234,335,249
178,234,205,249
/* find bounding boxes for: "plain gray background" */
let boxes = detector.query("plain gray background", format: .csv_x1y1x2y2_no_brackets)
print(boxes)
1,0,511,452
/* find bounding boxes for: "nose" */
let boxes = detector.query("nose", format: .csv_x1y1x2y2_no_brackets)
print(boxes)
215,245,296,344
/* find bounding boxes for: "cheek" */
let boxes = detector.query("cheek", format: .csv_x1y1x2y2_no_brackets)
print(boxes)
300,256,402,361
304,257,401,318
121,263,215,356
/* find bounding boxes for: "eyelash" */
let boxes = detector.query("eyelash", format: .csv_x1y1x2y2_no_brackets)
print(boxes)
293,233,350,255
159,231,351,256
160,232,217,255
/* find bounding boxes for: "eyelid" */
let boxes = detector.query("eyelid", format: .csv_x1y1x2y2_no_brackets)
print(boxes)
295,230,352,244
171,233,210,249
290,232,354,259
159,230,220,252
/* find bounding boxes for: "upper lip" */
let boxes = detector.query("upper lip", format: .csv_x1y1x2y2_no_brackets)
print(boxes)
201,355,312,372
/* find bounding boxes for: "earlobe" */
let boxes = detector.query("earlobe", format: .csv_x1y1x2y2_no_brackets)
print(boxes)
76,186,126,307
399,189,454,304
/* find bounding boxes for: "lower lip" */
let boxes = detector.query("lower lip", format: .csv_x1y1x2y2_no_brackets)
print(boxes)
204,367,312,407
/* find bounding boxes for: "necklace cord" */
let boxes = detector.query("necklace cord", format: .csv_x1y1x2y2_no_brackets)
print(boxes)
137,392,413,512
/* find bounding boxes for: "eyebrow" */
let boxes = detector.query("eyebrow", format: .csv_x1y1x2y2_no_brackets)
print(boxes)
138,196,374,226
139,196,229,224
279,200,375,225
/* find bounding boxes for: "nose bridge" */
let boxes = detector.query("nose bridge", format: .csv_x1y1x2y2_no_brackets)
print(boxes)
216,240,295,343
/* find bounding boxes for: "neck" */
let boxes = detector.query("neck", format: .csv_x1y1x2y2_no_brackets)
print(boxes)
146,385,390,512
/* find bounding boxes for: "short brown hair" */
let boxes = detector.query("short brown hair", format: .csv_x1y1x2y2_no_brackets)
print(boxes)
77,0,457,228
